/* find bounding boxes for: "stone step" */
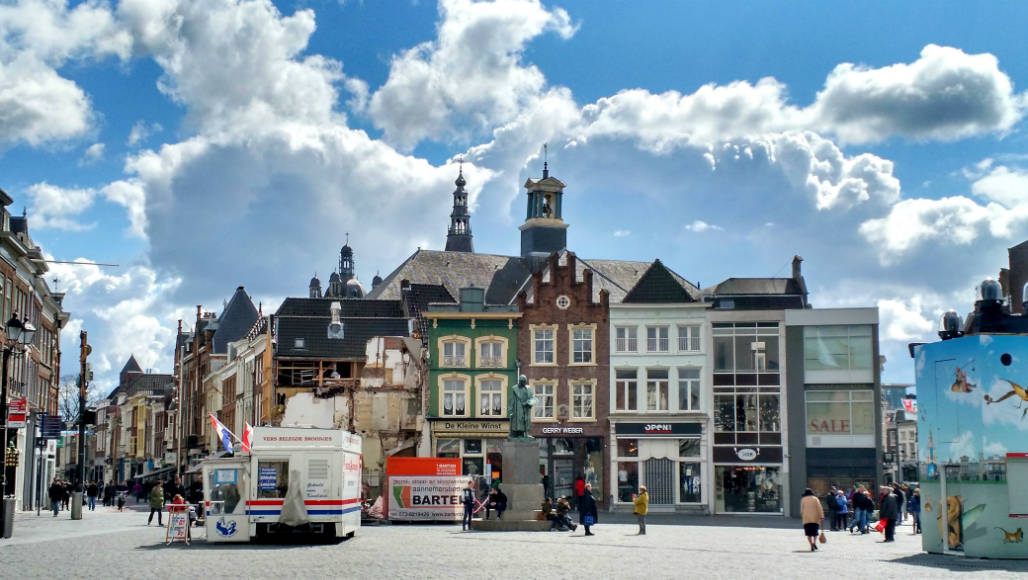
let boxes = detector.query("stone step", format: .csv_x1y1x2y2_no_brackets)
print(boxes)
470,518,552,532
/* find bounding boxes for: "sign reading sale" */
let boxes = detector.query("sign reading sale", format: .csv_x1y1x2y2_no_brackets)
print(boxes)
7,397,27,428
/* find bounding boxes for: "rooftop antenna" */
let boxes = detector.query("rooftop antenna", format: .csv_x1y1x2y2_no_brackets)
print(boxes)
542,143,549,178
458,155,464,175
51,277,60,292
345,232,349,245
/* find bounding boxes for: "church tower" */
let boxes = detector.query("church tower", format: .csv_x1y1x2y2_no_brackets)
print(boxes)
339,239,355,283
519,159,567,258
445,164,474,252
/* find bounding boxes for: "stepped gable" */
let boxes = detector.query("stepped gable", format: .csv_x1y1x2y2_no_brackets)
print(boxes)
622,259,701,303
212,286,259,354
274,297,409,359
365,249,532,306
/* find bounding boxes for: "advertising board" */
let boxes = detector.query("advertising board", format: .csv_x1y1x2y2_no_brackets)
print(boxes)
387,475,466,521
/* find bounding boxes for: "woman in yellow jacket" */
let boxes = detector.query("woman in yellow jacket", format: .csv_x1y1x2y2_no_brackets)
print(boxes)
633,485,649,535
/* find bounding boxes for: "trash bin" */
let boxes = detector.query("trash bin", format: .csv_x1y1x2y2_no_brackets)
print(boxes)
2,496,15,538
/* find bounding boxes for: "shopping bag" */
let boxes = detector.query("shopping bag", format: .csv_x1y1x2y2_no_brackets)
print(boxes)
583,514,595,526
818,531,826,544
874,518,887,533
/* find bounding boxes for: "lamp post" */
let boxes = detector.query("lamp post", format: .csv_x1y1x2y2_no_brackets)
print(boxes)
1,313,35,539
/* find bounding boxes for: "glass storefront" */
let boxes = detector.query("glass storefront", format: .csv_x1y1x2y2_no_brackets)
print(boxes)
614,437,704,505
715,466,782,513
539,437,603,503
436,438,503,484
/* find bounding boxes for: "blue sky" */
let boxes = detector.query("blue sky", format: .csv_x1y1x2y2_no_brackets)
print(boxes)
1,0,1027,391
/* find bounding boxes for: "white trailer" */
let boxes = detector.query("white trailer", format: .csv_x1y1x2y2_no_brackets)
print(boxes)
202,427,362,542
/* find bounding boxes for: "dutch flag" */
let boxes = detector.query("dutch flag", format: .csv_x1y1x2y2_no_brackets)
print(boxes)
209,413,236,454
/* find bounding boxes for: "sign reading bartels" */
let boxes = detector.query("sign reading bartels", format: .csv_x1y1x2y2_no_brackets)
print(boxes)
388,476,466,521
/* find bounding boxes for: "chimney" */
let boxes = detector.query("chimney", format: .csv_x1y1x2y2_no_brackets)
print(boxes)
792,255,803,279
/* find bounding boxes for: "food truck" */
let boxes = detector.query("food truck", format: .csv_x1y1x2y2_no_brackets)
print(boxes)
202,426,362,542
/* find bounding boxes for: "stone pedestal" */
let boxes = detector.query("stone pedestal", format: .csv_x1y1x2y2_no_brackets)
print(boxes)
471,438,549,531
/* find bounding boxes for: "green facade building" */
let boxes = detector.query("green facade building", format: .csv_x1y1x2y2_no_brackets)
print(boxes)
424,287,521,480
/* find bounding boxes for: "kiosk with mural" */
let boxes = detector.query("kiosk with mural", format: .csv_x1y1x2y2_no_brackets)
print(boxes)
914,330,1028,558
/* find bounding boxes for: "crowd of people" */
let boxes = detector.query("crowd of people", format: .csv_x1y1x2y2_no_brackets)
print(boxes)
45,475,204,525
802,482,921,551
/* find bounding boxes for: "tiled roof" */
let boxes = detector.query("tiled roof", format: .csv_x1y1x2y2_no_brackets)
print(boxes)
622,260,702,303
275,297,410,359
703,277,805,296
365,249,532,305
212,287,259,354
120,355,142,374
125,374,174,397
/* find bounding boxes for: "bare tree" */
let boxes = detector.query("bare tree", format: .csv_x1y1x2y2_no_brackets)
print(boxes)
58,375,101,423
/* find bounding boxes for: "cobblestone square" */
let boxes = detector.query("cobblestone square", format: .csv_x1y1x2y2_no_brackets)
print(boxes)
3,507,1026,579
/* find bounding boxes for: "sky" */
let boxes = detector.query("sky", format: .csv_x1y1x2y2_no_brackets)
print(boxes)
2,0,1027,393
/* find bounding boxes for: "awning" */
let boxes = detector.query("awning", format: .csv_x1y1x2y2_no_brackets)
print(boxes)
131,465,176,480
183,450,234,474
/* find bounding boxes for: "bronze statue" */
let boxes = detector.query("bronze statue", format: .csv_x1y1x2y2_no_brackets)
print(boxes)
508,374,536,439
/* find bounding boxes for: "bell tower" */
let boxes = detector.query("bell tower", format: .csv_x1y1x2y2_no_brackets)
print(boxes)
519,156,567,258
445,161,474,252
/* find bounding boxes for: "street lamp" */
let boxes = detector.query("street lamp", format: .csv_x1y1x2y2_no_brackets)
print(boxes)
1,313,36,539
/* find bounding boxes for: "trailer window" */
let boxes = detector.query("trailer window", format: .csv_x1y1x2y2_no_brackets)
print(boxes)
257,460,290,499
208,468,244,514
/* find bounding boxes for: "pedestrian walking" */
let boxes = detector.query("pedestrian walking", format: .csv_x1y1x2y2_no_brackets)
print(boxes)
908,488,921,534
48,479,63,517
824,486,838,530
834,490,849,532
879,486,899,542
460,479,475,531
147,481,165,526
578,483,598,536
87,481,99,511
633,485,649,535
850,486,872,534
61,480,70,510
800,488,825,552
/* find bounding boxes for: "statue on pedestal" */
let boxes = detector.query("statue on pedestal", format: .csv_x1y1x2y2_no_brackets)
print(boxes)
508,374,536,439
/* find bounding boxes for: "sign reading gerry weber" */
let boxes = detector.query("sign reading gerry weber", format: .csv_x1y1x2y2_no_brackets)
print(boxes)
614,423,702,437
388,476,465,521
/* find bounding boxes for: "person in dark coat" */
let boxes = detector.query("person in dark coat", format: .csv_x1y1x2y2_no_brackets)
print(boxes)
86,481,99,511
578,483,598,536
48,479,63,517
879,486,900,542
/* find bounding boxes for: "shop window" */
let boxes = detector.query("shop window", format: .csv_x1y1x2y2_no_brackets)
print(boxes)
679,462,702,503
805,389,875,440
465,439,482,454
533,382,555,419
677,325,701,352
617,461,639,502
678,438,701,458
436,439,460,457
615,326,637,352
441,377,469,417
571,381,595,419
646,326,669,352
615,369,638,411
210,467,245,514
677,367,701,411
646,369,669,411
478,378,504,416
570,325,595,365
803,325,873,371
532,325,556,365
715,466,781,513
617,438,639,457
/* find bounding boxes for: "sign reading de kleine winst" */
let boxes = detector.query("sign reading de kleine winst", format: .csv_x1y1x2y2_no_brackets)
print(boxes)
430,418,509,438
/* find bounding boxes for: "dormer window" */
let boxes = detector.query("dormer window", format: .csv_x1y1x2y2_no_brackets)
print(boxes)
294,337,305,349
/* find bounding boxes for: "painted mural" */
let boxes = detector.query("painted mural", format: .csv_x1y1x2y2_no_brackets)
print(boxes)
915,334,1028,558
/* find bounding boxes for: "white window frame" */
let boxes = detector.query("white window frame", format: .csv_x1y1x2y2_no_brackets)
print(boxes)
615,368,638,412
438,335,471,368
439,374,470,417
474,335,508,369
476,374,508,417
677,325,701,352
615,326,637,353
570,380,596,421
568,323,596,366
531,324,558,366
646,326,669,353
532,380,557,420
677,367,701,411
646,368,669,411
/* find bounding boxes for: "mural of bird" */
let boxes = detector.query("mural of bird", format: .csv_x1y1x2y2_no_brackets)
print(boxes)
216,518,238,537
984,379,1028,417
951,368,976,393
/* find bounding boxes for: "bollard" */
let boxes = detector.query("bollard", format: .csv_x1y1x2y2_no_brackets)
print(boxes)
71,492,82,520
2,497,15,537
